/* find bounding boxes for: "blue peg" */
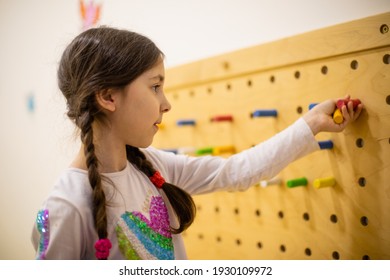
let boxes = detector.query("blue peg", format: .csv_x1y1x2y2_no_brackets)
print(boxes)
176,119,196,126
251,109,278,118
318,140,334,150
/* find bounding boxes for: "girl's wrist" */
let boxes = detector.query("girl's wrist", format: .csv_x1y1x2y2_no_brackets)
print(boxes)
303,113,321,136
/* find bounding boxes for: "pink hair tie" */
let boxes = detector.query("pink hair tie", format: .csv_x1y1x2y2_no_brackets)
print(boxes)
94,238,112,260
149,171,165,189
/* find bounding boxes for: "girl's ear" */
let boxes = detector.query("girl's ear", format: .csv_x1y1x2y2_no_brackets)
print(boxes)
95,89,117,112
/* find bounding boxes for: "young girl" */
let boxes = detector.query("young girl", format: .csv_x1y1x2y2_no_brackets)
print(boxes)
31,26,363,260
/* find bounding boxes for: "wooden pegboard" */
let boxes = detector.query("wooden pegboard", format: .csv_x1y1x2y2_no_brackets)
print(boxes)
153,12,390,260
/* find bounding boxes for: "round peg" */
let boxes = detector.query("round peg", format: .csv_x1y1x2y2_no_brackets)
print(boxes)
213,145,235,155
318,140,334,150
333,108,343,124
176,119,196,126
251,109,278,118
313,177,336,189
260,177,282,187
196,147,213,155
287,177,308,188
210,115,234,122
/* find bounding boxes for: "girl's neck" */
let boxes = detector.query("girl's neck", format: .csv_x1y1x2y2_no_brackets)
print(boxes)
70,145,127,173
70,136,128,174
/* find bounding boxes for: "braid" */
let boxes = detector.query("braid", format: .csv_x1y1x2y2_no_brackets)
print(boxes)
126,145,196,234
126,145,154,176
78,112,108,240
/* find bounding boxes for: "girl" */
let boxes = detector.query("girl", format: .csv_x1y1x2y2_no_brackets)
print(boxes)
31,26,363,260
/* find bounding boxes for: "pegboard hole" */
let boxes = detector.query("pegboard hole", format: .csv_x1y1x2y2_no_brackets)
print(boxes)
247,79,253,87
278,211,284,219
383,54,390,64
321,65,328,75
198,234,204,240
296,106,303,114
215,206,219,213
332,251,340,260
216,236,222,242
350,60,359,70
223,61,230,70
189,90,195,97
305,248,312,256
294,71,301,79
236,239,241,246
234,208,240,215
255,209,261,217
330,214,338,223
356,138,364,148
207,87,213,94
303,212,310,221
380,24,389,34
280,245,286,253
360,216,369,226
226,83,232,90
358,177,366,187
362,255,370,260
270,75,275,83
257,242,263,249
386,95,390,105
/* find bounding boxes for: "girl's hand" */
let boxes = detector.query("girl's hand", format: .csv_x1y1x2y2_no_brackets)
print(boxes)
303,95,364,135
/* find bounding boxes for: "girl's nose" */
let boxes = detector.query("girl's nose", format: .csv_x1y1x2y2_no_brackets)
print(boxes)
161,94,171,113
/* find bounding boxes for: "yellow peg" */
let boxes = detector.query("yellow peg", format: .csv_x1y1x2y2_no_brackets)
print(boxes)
333,108,343,124
156,123,165,129
213,145,236,155
313,177,336,189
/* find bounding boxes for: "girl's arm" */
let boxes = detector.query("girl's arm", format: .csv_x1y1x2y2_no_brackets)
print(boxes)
147,97,363,195
31,198,87,259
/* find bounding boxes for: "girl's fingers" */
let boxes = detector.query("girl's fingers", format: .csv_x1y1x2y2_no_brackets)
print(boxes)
353,104,364,121
341,104,350,123
343,94,351,101
341,100,365,124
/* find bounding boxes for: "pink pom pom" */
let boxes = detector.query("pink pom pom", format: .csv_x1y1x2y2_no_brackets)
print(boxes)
94,238,112,260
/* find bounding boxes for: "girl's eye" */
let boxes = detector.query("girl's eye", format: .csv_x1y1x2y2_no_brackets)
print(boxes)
152,85,161,93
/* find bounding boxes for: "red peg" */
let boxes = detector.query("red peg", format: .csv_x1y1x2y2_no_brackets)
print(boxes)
210,115,234,122
336,98,361,111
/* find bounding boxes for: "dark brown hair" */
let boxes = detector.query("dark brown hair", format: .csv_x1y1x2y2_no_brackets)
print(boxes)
57,27,196,246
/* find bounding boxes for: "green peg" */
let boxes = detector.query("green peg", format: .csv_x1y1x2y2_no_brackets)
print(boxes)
287,177,308,188
196,147,213,155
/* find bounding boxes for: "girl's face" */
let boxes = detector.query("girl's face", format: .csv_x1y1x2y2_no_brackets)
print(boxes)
110,59,171,148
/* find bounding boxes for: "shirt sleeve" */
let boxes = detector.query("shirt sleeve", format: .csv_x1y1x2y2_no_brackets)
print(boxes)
31,197,86,260
145,117,320,195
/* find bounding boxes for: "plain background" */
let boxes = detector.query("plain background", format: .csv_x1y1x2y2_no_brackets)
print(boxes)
0,0,389,259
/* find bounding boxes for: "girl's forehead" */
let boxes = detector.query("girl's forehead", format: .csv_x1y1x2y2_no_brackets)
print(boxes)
144,61,165,79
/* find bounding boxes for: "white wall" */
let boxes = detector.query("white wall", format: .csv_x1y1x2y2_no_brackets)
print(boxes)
0,0,388,259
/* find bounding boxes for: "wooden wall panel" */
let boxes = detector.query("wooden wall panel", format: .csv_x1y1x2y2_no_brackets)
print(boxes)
154,12,390,260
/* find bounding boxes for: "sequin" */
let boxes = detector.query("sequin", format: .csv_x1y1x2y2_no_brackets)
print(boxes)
35,209,49,260
115,196,174,260
116,219,156,260
116,222,142,260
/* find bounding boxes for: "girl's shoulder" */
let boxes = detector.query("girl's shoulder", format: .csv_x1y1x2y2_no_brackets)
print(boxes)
141,146,188,174
42,168,93,211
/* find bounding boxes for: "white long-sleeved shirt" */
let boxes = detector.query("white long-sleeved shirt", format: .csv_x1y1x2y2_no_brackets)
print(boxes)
31,117,319,259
